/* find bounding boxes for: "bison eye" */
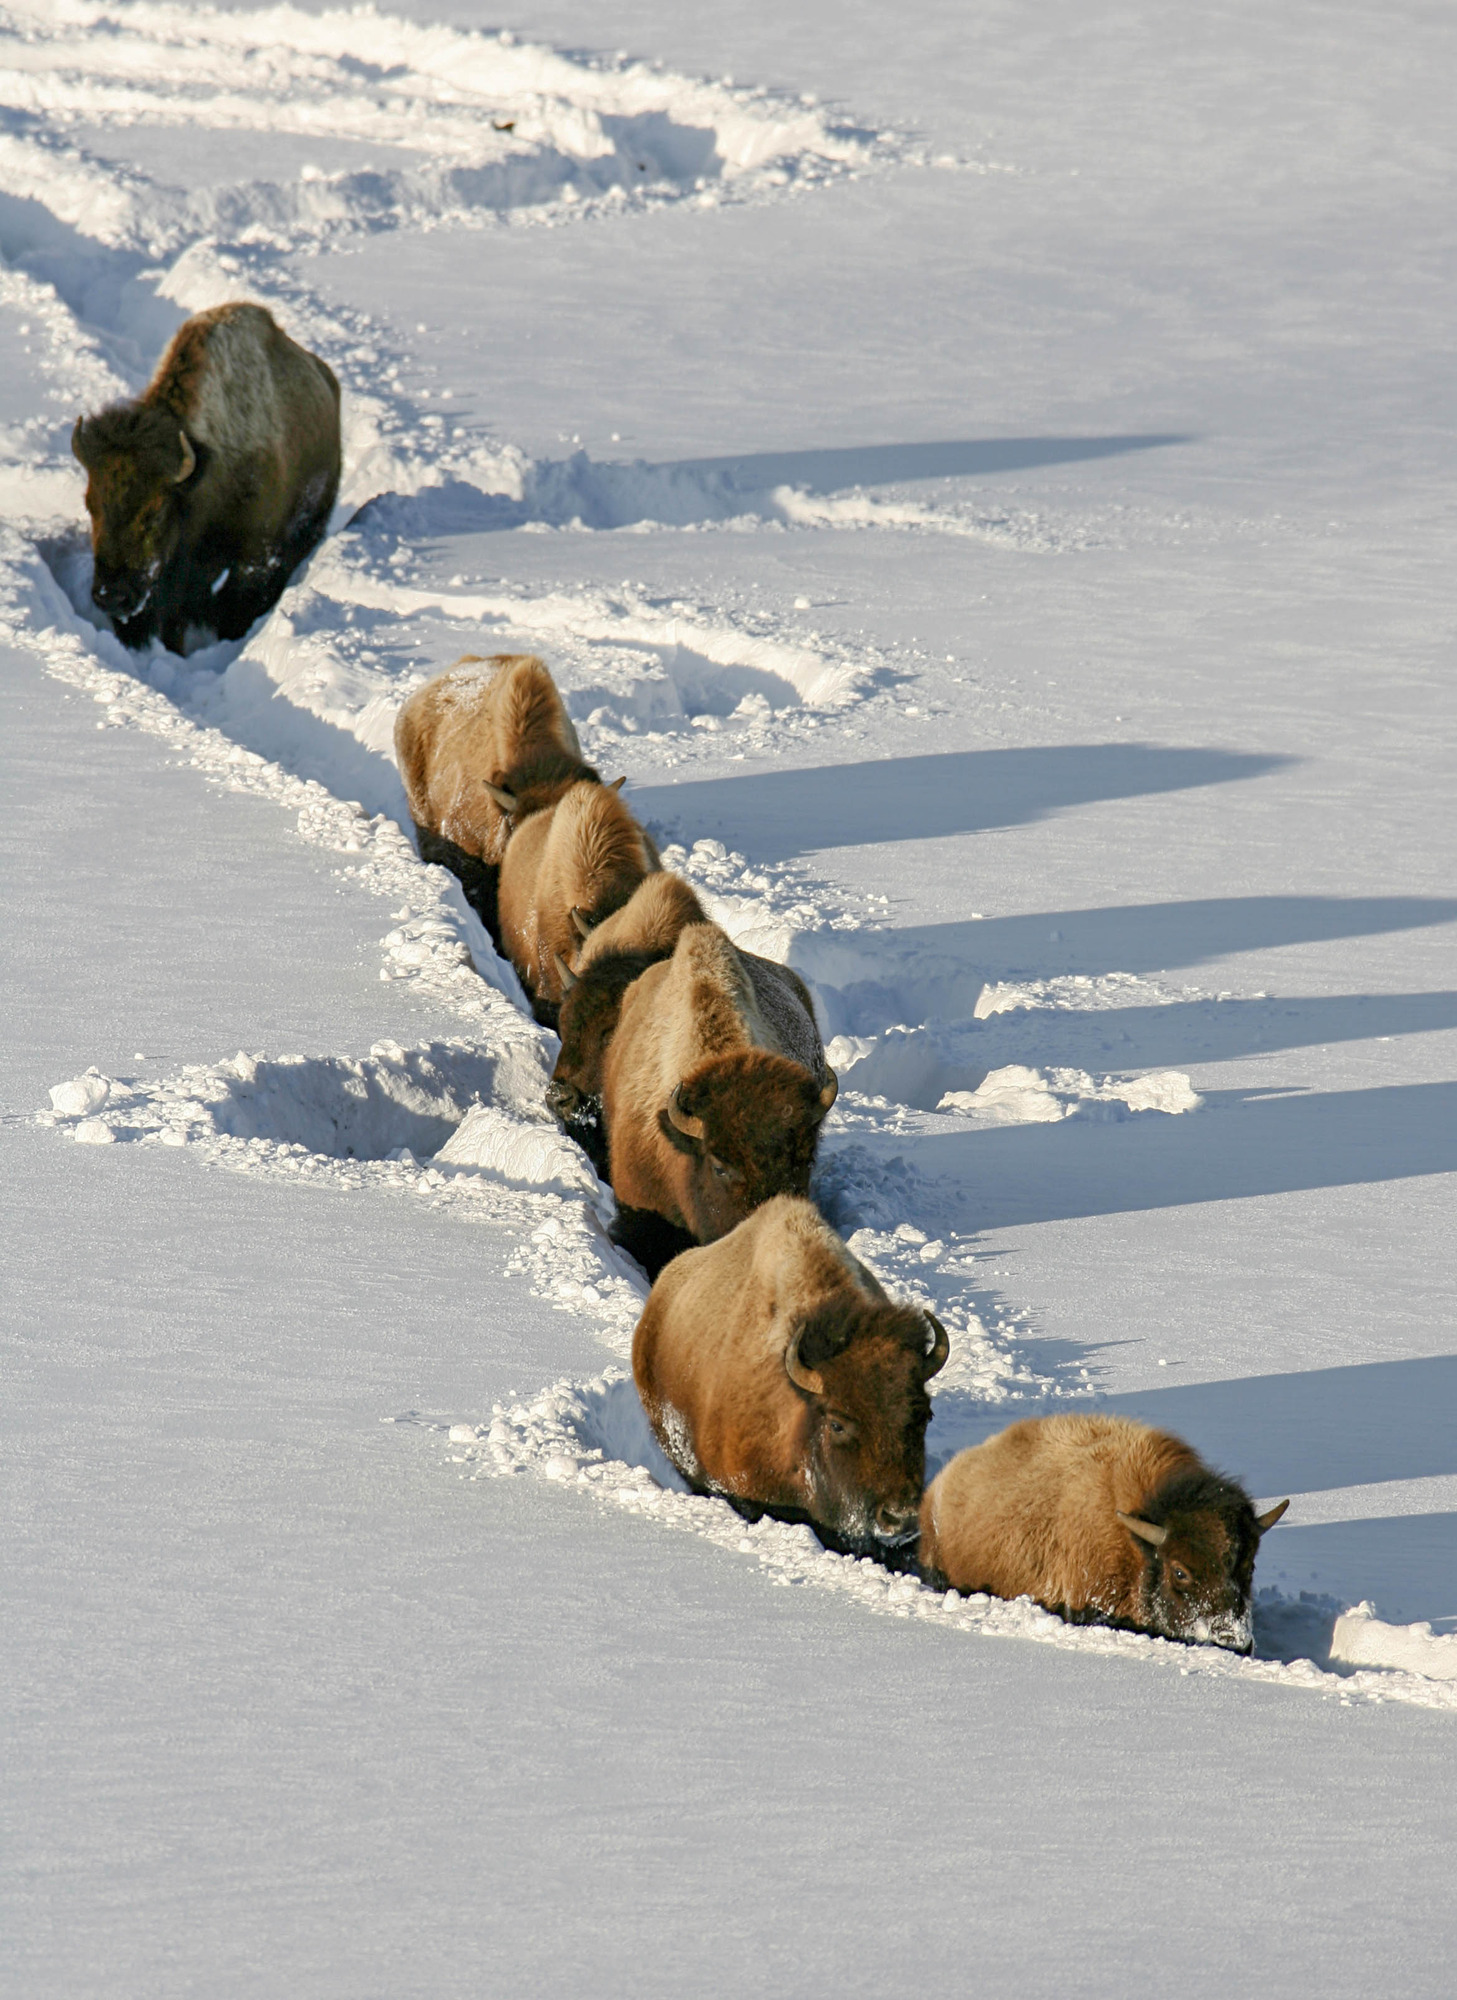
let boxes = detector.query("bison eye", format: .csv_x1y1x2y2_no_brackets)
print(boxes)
1170,1563,1191,1587
825,1415,856,1443
708,1156,737,1183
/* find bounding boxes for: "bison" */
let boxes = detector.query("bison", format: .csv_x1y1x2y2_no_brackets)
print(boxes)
72,302,340,653
601,921,838,1275
919,1413,1289,1653
634,1194,950,1554
393,653,597,937
496,777,660,1026
546,872,708,1170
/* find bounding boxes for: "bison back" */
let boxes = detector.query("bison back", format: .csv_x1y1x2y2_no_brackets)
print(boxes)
921,1414,1200,1617
741,952,827,1084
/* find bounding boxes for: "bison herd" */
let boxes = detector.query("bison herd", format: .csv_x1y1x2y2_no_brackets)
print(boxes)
74,305,1289,1658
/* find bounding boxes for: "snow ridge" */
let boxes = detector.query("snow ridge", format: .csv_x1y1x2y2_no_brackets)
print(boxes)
0,0,906,255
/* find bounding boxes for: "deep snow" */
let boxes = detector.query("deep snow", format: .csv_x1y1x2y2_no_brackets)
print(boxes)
3,0,1457,1993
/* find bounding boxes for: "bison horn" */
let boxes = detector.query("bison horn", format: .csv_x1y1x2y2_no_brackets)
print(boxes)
553,951,577,993
784,1326,825,1398
817,1069,839,1116
922,1310,950,1380
481,780,518,815
665,1084,707,1144
174,430,196,483
570,906,593,940
1117,1511,1169,1549
71,416,88,465
608,775,627,792
1256,1499,1290,1532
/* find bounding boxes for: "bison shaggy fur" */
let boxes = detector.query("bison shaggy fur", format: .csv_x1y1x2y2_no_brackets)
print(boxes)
497,778,660,1025
547,873,708,1170
601,922,837,1274
393,653,596,935
72,302,340,653
919,1413,1289,1653
634,1195,949,1554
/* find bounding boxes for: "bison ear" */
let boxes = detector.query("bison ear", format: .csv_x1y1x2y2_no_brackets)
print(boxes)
784,1324,825,1398
816,1069,838,1116
174,430,196,483
1117,1511,1168,1549
570,906,593,941
482,780,518,815
922,1310,950,1380
553,951,577,993
1255,1499,1290,1533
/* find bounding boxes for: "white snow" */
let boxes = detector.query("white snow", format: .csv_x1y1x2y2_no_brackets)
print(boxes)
1329,1604,1457,1681
4,0,1457,1991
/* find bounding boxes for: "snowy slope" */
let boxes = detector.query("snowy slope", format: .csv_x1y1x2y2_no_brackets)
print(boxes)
3,1,1457,1993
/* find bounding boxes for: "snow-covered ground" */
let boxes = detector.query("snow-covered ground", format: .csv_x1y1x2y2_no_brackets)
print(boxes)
4,1,1456,1992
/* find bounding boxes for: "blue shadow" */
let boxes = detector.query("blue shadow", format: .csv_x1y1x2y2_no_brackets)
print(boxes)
658,433,1191,493
968,990,1457,1073
921,1079,1457,1231
1106,1355,1457,1498
634,744,1289,863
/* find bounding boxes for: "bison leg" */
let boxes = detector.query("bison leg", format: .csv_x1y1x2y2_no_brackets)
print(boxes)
608,1205,698,1282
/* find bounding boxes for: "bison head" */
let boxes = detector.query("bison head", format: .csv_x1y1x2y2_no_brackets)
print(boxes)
480,754,601,849
1118,1475,1289,1653
659,1053,839,1242
783,1299,950,1554
548,949,656,1123
72,405,197,627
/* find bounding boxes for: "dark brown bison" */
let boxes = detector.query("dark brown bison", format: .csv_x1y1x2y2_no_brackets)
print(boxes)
919,1413,1289,1653
547,872,709,1139
496,777,660,1025
394,653,597,936
634,1194,950,1554
601,921,837,1275
72,302,340,653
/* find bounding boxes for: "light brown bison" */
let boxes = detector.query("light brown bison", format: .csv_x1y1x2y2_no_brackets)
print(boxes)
634,1194,950,1554
546,872,709,1136
72,302,340,652
496,778,660,1024
919,1413,1289,1653
393,653,597,934
601,921,838,1274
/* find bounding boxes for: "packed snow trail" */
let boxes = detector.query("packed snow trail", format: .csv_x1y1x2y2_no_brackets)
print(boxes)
6,0,1454,1709
7,1,1457,1993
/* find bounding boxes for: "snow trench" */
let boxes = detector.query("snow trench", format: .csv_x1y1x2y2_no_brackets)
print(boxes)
23,562,1451,1707
7,5,1452,1715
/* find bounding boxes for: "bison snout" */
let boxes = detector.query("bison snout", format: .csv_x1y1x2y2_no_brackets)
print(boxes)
546,1077,582,1120
872,1502,921,1544
92,571,149,619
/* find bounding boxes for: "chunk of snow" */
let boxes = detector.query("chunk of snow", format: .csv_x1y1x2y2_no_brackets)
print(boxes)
73,1119,115,1144
1114,1071,1203,1114
49,1071,111,1117
1329,1604,1457,1680
433,1102,601,1195
939,1065,1068,1124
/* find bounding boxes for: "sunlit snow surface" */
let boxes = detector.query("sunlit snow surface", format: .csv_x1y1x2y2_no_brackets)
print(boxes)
5,0,1455,1718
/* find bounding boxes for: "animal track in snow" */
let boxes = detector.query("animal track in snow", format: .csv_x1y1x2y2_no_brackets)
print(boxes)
1,0,905,258
419,1375,1457,1712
